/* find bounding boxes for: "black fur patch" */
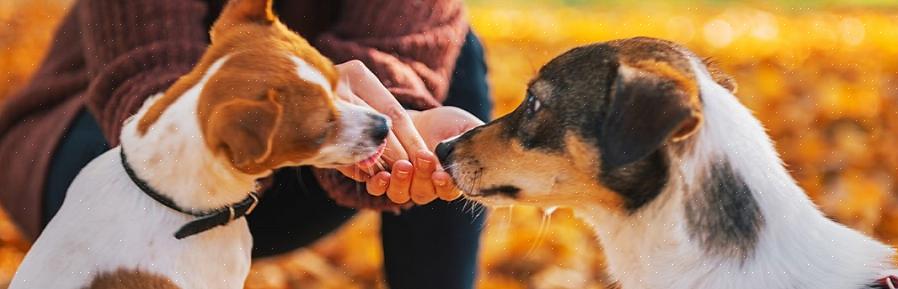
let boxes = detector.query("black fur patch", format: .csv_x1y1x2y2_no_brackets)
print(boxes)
477,185,521,198
685,160,764,259
599,150,669,211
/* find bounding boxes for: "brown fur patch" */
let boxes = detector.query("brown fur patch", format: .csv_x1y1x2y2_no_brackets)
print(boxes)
86,269,179,289
199,49,336,174
628,59,699,105
611,36,737,93
220,0,275,24
138,1,336,135
136,0,340,174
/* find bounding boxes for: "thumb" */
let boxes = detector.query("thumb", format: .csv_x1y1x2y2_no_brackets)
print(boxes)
416,107,484,151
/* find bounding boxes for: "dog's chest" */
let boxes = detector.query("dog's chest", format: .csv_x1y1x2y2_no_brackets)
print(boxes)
9,150,253,289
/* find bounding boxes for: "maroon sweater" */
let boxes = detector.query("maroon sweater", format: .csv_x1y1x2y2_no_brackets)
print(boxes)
0,0,467,240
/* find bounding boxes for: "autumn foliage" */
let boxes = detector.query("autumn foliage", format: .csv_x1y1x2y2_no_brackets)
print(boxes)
2,1,898,289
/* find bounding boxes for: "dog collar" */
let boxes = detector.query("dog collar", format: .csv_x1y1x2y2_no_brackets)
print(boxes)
119,148,260,239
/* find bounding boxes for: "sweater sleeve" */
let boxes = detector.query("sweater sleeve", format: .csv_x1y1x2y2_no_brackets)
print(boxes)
315,0,468,110
78,0,209,145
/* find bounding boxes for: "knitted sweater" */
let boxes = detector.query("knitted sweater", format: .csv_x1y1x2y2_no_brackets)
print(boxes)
0,0,467,239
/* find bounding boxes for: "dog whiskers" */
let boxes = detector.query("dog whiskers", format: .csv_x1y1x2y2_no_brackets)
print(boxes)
504,206,514,229
375,158,387,173
353,166,364,195
472,202,487,221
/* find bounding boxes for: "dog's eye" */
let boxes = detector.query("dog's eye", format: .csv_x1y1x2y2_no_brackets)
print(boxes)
525,94,541,116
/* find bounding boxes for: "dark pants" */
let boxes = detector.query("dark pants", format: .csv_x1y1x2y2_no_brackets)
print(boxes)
43,31,491,289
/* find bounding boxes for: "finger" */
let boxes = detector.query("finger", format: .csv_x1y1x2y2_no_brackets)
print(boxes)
433,171,461,201
335,79,370,107
336,166,370,182
409,150,438,205
383,104,429,168
386,160,413,204
379,132,407,166
366,172,390,196
338,61,429,163
409,107,483,147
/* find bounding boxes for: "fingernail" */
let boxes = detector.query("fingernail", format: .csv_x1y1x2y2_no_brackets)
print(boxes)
396,170,409,178
417,158,432,170
379,179,388,186
434,178,447,186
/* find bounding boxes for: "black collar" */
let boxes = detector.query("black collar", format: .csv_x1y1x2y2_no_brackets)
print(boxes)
119,148,259,239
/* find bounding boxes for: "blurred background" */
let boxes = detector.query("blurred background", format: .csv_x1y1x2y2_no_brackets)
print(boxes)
3,0,898,288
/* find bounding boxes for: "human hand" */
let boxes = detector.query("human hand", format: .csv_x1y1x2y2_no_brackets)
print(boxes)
330,60,483,205
364,107,484,204
331,60,436,204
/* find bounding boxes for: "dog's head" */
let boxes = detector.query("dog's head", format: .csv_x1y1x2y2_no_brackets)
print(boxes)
137,0,389,175
437,37,737,211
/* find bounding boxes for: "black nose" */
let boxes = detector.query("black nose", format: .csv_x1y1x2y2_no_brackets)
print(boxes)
435,140,456,163
369,115,390,143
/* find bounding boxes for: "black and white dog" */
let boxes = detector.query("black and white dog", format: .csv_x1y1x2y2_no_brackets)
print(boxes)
436,37,898,289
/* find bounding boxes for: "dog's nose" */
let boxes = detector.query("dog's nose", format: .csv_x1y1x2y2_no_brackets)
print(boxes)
369,115,390,143
435,140,456,163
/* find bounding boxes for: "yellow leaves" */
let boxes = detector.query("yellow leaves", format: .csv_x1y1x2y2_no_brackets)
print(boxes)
246,213,384,289
478,276,527,289
0,207,25,288
819,169,890,234
818,79,881,120
0,1,70,101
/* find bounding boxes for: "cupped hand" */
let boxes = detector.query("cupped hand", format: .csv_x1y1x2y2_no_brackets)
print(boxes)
332,60,428,203
333,60,422,164
330,60,483,205
366,107,484,203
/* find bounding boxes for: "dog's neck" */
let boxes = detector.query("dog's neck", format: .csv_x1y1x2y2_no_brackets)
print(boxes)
119,56,263,212
573,59,895,289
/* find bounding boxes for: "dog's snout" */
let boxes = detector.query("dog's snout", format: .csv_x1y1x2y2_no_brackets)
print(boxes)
435,140,456,164
369,114,390,143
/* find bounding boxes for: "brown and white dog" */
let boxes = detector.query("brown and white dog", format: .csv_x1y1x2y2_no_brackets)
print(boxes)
9,0,388,288
436,37,898,289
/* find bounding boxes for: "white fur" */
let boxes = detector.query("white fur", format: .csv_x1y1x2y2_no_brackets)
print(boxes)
291,55,332,97
288,55,388,167
11,50,389,288
572,57,896,289
308,100,385,167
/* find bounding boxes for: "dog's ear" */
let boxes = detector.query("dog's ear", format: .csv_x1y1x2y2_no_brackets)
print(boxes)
219,0,275,25
206,89,283,173
598,61,703,170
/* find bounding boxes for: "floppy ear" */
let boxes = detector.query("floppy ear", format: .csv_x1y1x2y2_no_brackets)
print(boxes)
206,89,283,172
219,0,275,24
598,63,702,170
